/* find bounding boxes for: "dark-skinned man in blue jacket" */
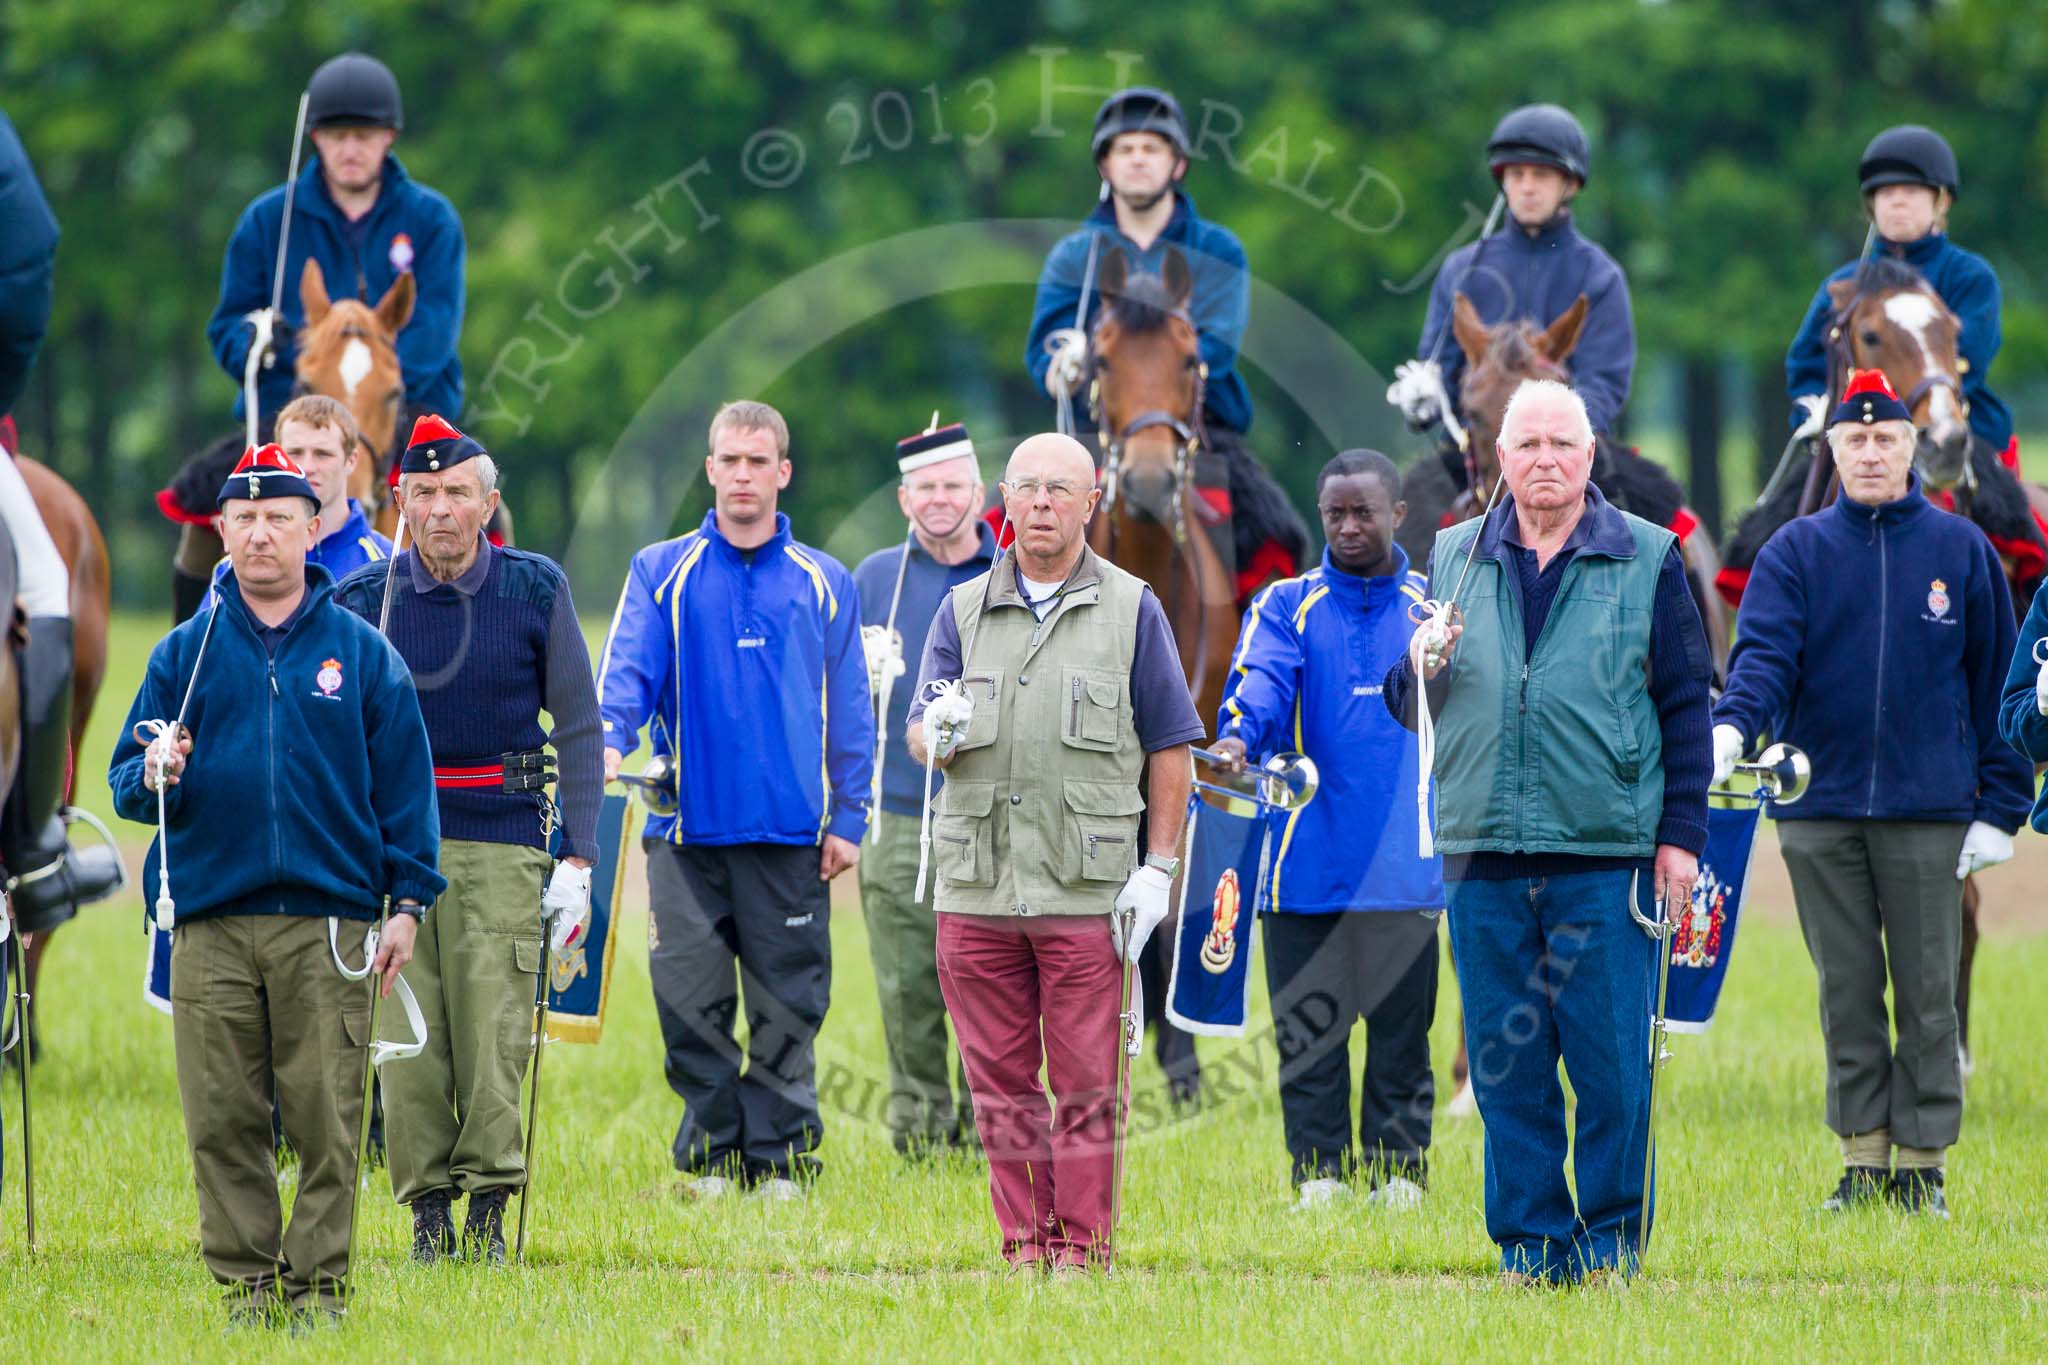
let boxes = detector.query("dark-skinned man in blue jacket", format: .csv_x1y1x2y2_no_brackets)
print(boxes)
597,400,873,1202
108,443,444,1327
1714,369,2030,1221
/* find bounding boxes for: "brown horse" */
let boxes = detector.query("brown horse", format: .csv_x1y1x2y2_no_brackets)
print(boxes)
11,451,113,1055
297,258,413,535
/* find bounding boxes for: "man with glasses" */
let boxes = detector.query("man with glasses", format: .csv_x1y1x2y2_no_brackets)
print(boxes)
907,432,1203,1274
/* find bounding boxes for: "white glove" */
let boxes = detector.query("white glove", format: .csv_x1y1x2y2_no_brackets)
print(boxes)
1044,327,1088,397
860,624,906,696
923,686,975,761
543,861,593,953
2034,647,2048,717
1110,865,1173,964
1712,724,1746,787
1956,821,2014,880
1387,359,1449,431
243,306,281,369
1792,393,1828,440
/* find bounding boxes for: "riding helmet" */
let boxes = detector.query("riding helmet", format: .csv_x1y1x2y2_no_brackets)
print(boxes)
306,51,404,131
1092,86,1189,160
1486,103,1590,183
1858,125,1958,198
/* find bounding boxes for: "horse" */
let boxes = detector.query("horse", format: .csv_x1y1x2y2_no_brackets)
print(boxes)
8,451,113,1061
1082,245,1307,1106
1400,293,1734,677
1721,256,2048,1067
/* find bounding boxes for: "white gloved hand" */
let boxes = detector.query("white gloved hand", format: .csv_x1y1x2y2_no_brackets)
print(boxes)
543,861,593,953
243,306,281,369
860,624,906,696
1044,327,1088,397
1110,865,1174,964
2034,647,2048,717
1712,724,1746,787
1792,393,1828,440
923,686,975,761
1956,821,2014,880
1387,359,1449,430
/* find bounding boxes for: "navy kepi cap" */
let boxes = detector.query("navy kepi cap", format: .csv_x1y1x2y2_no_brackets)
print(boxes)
896,415,975,476
218,443,318,508
1829,368,1913,428
400,413,486,474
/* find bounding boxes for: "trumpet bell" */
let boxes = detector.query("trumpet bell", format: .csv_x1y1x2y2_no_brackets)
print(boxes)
620,754,680,818
1255,751,1320,812
1745,742,1810,805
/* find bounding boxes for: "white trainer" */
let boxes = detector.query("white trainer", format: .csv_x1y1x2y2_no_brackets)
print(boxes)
751,1177,805,1203
1291,1177,1351,1211
1366,1175,1425,1211
683,1174,738,1202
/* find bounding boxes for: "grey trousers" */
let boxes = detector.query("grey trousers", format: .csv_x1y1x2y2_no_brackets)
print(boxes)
1778,819,1967,1150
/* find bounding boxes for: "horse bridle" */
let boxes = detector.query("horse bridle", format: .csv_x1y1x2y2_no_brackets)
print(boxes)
290,321,402,497
1819,291,1975,502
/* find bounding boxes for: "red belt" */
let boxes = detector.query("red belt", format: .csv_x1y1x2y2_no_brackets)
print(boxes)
432,750,556,792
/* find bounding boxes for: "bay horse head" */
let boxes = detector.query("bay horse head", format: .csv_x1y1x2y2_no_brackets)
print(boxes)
296,258,413,510
1090,245,1203,530
1450,292,1588,503
1825,257,1970,491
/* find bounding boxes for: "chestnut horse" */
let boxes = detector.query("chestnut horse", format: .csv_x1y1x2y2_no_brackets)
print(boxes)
10,450,113,1056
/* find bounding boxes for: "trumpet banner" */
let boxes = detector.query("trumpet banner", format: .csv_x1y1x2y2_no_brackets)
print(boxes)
545,793,636,1043
1165,792,1276,1038
1664,800,1764,1035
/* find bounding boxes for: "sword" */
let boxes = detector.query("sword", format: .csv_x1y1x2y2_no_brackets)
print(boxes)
8,921,34,1253
243,91,311,449
343,900,390,1305
1107,904,1140,1271
1638,890,1675,1269
515,909,554,1264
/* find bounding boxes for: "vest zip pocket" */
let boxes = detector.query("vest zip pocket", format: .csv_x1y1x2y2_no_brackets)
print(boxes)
1071,676,1082,735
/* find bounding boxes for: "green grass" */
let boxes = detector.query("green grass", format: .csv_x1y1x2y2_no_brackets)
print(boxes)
3,611,2046,1359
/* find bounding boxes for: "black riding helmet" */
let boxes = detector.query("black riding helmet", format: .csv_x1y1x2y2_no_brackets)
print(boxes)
1859,125,1958,198
1091,86,1189,160
306,51,403,131
1486,103,1590,184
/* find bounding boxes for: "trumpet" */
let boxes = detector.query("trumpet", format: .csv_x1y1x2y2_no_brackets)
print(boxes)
1190,747,1321,813
613,753,680,818
1726,741,1810,805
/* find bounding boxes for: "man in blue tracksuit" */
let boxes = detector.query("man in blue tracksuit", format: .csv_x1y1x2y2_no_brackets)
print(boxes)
1392,105,1635,446
205,52,464,426
597,400,873,1199
1785,126,2011,457
0,108,58,427
1212,450,1443,1211
1714,369,2030,1220
106,442,443,1324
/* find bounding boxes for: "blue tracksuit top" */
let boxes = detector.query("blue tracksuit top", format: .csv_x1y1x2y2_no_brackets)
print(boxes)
1715,475,2030,830
596,510,874,847
1785,231,2011,453
207,154,465,421
1218,544,1443,912
0,110,58,418
1998,585,2048,833
107,565,446,923
1417,210,1634,437
1025,191,1253,434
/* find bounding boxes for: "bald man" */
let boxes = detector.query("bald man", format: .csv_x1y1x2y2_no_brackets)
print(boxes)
908,433,1202,1274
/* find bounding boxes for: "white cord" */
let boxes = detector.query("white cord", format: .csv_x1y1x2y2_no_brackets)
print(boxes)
911,677,975,903
1407,604,1454,859
132,597,222,931
327,915,428,1066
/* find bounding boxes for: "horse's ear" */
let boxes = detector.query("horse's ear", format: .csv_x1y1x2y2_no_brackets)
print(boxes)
1450,292,1489,366
1095,245,1128,302
1826,277,1858,315
1161,246,1193,310
1538,294,1590,364
375,271,416,335
300,258,331,328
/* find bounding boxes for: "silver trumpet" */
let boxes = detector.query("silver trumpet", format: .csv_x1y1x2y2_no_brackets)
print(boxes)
1190,748,1321,813
614,754,680,818
1727,742,1810,805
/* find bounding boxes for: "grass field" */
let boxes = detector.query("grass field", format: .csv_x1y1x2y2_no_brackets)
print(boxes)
2,611,2046,1360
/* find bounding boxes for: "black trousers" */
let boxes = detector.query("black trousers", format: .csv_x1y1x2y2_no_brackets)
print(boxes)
646,840,833,1182
1262,911,1439,1184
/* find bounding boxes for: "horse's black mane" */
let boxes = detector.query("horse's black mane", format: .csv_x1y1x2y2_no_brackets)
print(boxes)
1102,271,1185,334
1482,324,1551,377
1851,253,1929,299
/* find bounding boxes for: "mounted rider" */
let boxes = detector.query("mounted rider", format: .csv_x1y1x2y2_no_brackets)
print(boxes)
1024,85,1304,603
166,51,467,618
1390,104,1636,466
1784,125,2012,463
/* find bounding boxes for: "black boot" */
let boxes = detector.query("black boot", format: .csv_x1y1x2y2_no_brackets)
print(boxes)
1820,1165,1889,1212
1891,1167,1950,1219
410,1192,456,1265
3,618,122,933
461,1188,509,1265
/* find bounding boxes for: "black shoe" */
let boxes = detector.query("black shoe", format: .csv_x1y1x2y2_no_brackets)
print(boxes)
410,1192,456,1265
1891,1167,1950,1219
461,1188,509,1265
1819,1165,1889,1212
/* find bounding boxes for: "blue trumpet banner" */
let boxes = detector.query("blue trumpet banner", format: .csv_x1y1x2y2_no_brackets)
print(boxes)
1664,800,1764,1035
1165,792,1277,1037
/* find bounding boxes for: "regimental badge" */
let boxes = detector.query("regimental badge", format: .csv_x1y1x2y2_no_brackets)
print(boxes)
1927,578,1950,619
316,657,344,698
550,941,589,992
247,473,261,498
1672,866,1728,969
1200,867,1242,975
389,232,414,273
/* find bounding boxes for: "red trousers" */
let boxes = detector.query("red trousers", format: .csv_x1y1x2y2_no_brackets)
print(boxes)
936,911,1127,1267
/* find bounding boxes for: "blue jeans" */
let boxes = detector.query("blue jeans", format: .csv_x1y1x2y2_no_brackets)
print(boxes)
1447,868,1656,1281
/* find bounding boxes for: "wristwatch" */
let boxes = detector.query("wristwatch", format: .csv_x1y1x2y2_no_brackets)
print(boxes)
392,899,426,922
1144,853,1182,878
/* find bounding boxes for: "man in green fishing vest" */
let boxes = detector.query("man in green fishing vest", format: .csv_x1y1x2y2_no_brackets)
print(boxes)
906,432,1203,1274
1384,378,1713,1286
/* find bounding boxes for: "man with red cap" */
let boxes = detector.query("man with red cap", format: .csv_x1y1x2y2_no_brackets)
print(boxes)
1714,369,2031,1219
333,415,603,1264
107,444,443,1326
